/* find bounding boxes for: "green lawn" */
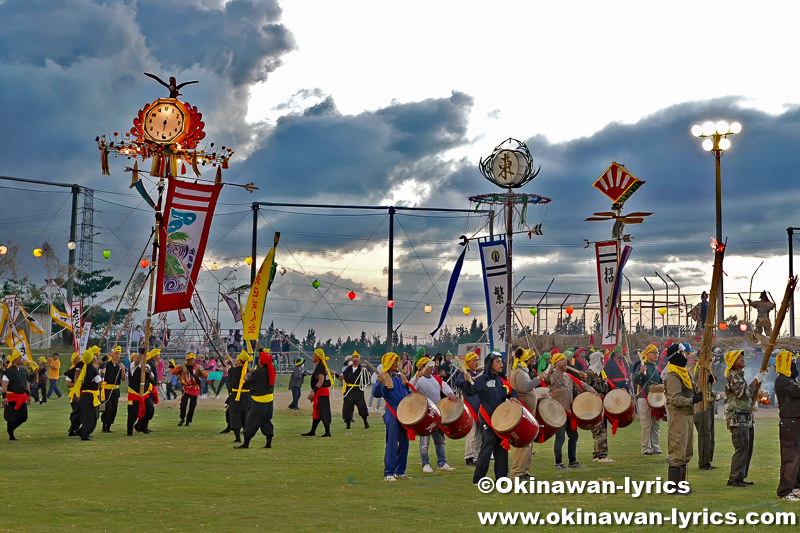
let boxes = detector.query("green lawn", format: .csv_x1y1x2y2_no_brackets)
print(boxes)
1,393,796,532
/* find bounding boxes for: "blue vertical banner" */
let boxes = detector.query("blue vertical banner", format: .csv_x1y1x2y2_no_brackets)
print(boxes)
431,246,468,337
478,236,509,357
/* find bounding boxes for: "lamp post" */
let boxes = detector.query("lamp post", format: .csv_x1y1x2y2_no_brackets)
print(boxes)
691,120,741,326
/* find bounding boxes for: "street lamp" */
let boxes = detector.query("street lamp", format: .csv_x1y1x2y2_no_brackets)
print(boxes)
691,120,741,326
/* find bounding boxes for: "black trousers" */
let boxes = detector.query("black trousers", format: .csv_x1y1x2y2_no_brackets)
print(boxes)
473,421,509,483
554,423,579,465
244,400,274,438
101,389,120,429
314,395,332,425
79,394,99,439
179,393,198,423
728,424,754,483
342,390,368,423
229,395,249,431
4,403,28,436
778,418,800,497
126,397,155,434
69,397,82,434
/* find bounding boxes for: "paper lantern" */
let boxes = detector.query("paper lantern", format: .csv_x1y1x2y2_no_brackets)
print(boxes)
0,245,6,255
312,280,320,289
718,322,728,331
67,241,76,250
279,267,287,276
211,262,218,271
387,300,395,308
424,305,432,314
530,308,537,316
739,322,748,332
102,250,111,259
140,259,149,268
463,306,471,315
565,306,573,316
633,302,640,311
348,291,356,300
33,248,43,257
658,307,667,316
245,257,252,265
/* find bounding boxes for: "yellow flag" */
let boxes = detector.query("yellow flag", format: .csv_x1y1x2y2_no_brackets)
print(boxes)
21,308,45,335
0,302,6,336
51,305,73,331
243,233,280,342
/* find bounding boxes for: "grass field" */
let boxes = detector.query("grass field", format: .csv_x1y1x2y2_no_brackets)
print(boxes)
2,384,797,532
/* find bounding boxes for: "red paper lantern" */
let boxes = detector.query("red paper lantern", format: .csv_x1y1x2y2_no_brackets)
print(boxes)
387,300,395,308
140,259,149,268
348,291,356,300
718,322,727,331
739,322,748,332
566,306,573,316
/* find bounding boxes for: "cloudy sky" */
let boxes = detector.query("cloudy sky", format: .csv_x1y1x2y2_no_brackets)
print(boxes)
2,0,800,345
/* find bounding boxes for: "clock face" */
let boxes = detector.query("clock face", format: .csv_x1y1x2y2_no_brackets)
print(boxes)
144,102,185,143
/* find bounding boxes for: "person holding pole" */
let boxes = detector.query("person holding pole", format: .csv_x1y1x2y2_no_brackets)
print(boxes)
724,349,764,487
101,347,126,433
664,343,703,490
2,350,31,441
235,350,275,449
775,350,800,501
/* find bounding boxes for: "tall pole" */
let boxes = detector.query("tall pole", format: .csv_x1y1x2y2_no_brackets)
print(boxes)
66,185,80,305
387,206,395,353
251,202,258,284
506,195,513,356
790,227,796,336
715,140,724,325
141,180,164,397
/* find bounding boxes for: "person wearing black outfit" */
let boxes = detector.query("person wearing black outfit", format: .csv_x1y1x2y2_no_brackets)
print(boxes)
288,357,308,410
341,352,370,430
227,351,252,443
74,349,103,441
64,353,83,437
775,351,800,501
463,352,512,484
302,349,333,437
101,347,126,433
126,349,156,436
235,351,275,449
2,350,31,440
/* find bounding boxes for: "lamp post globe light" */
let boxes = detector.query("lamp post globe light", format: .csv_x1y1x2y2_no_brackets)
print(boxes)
691,120,741,326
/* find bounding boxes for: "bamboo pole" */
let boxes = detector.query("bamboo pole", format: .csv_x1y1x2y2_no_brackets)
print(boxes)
753,275,798,400
697,240,725,410
140,181,164,397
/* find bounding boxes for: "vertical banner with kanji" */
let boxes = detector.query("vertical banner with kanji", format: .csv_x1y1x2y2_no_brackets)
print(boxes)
79,321,92,353
478,236,508,357
243,233,280,351
596,241,620,349
70,300,83,353
154,179,222,313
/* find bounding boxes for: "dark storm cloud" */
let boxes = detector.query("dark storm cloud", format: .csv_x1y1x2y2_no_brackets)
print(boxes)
135,0,295,86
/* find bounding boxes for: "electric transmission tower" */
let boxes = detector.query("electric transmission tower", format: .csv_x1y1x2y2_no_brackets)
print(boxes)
79,187,94,279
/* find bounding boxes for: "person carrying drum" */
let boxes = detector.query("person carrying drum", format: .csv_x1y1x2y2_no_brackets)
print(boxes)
463,351,513,484
543,351,596,470
509,348,541,477
775,350,800,501
664,343,704,490
584,351,614,463
455,352,482,467
410,354,458,473
373,352,413,482
604,346,632,394
724,349,764,487
634,344,663,455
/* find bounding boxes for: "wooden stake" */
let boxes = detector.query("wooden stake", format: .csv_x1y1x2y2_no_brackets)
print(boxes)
696,241,725,411
754,275,798,400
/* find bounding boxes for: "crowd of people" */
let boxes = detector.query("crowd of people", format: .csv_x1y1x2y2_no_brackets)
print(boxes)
3,338,800,502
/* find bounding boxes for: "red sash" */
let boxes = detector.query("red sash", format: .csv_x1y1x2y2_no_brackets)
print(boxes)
312,386,329,420
183,385,201,397
128,387,151,420
479,405,510,451
385,401,417,441
6,392,29,410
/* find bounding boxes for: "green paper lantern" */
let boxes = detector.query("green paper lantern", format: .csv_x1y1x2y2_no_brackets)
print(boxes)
102,250,111,259
530,308,537,316
312,280,320,289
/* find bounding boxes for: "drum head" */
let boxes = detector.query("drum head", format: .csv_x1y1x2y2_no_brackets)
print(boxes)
648,391,666,408
573,392,603,418
537,398,567,427
604,389,633,415
535,387,550,401
492,401,522,433
437,398,465,424
397,393,428,426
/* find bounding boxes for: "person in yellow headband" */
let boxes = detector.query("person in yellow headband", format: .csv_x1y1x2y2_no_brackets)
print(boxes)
775,350,800,500
302,349,332,437
64,350,87,437
341,350,371,430
457,352,483,466
225,351,253,444
74,349,103,441
633,344,663,456
373,352,413,481
173,351,207,428
100,344,126,434
509,347,542,477
2,349,32,440
125,348,157,436
724,349,764,487
235,346,277,450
